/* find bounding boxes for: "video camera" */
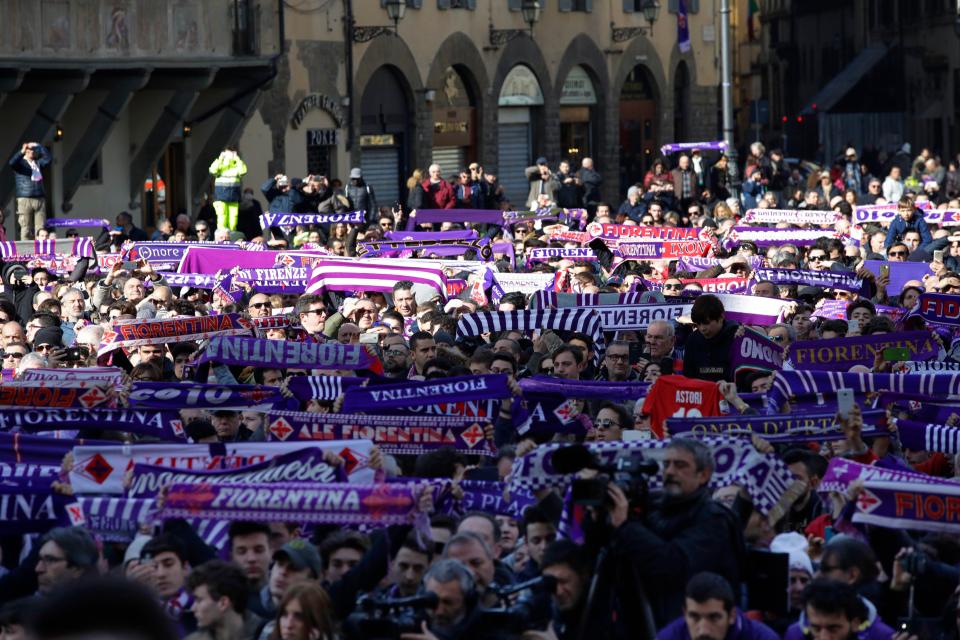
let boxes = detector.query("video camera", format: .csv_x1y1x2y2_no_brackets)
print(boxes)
344,592,438,640
552,444,658,510
477,574,558,635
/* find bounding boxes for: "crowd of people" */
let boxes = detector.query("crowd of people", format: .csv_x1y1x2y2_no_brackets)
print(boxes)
0,138,959,640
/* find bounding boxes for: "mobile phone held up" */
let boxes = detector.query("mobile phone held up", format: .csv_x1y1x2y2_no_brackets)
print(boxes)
882,347,910,362
836,388,855,419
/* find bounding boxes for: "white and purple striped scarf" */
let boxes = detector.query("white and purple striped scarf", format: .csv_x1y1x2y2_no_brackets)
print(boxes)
456,309,606,364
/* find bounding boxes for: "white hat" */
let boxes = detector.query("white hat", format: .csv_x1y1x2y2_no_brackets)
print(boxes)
845,147,857,158
770,532,814,575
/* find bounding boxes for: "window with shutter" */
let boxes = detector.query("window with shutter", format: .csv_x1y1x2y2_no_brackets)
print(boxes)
667,0,698,12
508,0,522,9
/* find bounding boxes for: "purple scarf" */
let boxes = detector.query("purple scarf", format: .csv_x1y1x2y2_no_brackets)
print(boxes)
199,336,374,370
357,238,492,260
436,480,537,519
0,238,95,260
0,381,116,409
21,367,125,385
768,370,960,413
160,481,425,526
342,374,510,412
731,329,784,374
526,247,597,265
69,439,378,495
727,227,830,248
123,242,242,269
666,409,885,443
518,375,649,400
126,382,289,410
284,375,368,402
660,141,728,154
616,241,713,259
99,313,253,354
677,255,766,272
917,293,960,327
128,448,346,499
46,217,109,228
262,410,495,456
510,436,797,518
741,209,840,225
752,267,870,295
260,211,365,228
179,246,280,275
0,432,87,480
0,408,184,441
588,223,701,241
819,457,960,534
786,331,939,371
0,480,69,534
897,418,960,454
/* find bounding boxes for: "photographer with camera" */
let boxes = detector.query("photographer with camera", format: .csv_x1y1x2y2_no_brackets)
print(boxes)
584,438,745,634
398,558,480,640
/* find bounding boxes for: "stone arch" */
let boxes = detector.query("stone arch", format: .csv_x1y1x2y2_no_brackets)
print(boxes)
491,35,553,167
352,35,423,166
553,34,612,200
425,32,491,167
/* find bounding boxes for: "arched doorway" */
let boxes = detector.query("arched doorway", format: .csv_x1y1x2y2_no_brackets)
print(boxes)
559,65,599,168
619,65,658,195
431,66,478,180
498,64,544,209
674,62,691,144
359,66,413,208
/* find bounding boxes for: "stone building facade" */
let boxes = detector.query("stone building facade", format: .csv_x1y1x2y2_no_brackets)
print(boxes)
240,0,723,210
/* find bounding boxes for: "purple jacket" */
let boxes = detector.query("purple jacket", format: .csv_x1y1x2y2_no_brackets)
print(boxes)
784,597,894,640
657,611,780,640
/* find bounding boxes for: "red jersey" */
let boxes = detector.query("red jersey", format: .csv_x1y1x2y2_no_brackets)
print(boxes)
642,375,722,439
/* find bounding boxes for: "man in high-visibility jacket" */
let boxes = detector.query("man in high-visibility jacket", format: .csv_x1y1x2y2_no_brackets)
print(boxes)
208,146,247,232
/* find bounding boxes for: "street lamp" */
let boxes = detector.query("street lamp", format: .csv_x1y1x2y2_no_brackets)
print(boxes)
521,0,541,36
490,0,542,46
352,0,407,42
611,0,660,43
384,0,406,33
642,0,660,26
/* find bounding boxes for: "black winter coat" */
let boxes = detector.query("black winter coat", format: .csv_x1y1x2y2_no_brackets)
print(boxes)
681,319,739,382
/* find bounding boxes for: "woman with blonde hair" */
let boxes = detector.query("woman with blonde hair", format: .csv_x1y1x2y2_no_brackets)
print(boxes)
269,583,338,640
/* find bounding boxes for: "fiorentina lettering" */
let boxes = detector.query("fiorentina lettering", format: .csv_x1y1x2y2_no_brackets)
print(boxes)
791,338,933,365
215,339,361,367
893,491,960,522
921,296,960,320
0,494,56,521
208,487,361,511
369,379,489,403
0,387,77,407
117,315,234,341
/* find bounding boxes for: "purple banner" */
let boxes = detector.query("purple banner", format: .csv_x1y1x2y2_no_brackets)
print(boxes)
199,336,375,370
862,260,933,295
284,375,368,403
342,374,510,412
518,375,649,400
179,246,280,275
660,140,728,154
676,255,766,272
786,331,938,371
46,217,109,228
160,481,423,525
731,329,784,374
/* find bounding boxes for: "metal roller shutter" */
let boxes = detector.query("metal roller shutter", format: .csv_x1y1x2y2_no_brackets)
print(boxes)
360,147,400,208
431,147,465,181
497,122,530,208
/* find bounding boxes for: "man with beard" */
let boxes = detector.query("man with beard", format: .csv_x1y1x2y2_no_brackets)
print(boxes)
382,335,411,379
657,572,778,640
